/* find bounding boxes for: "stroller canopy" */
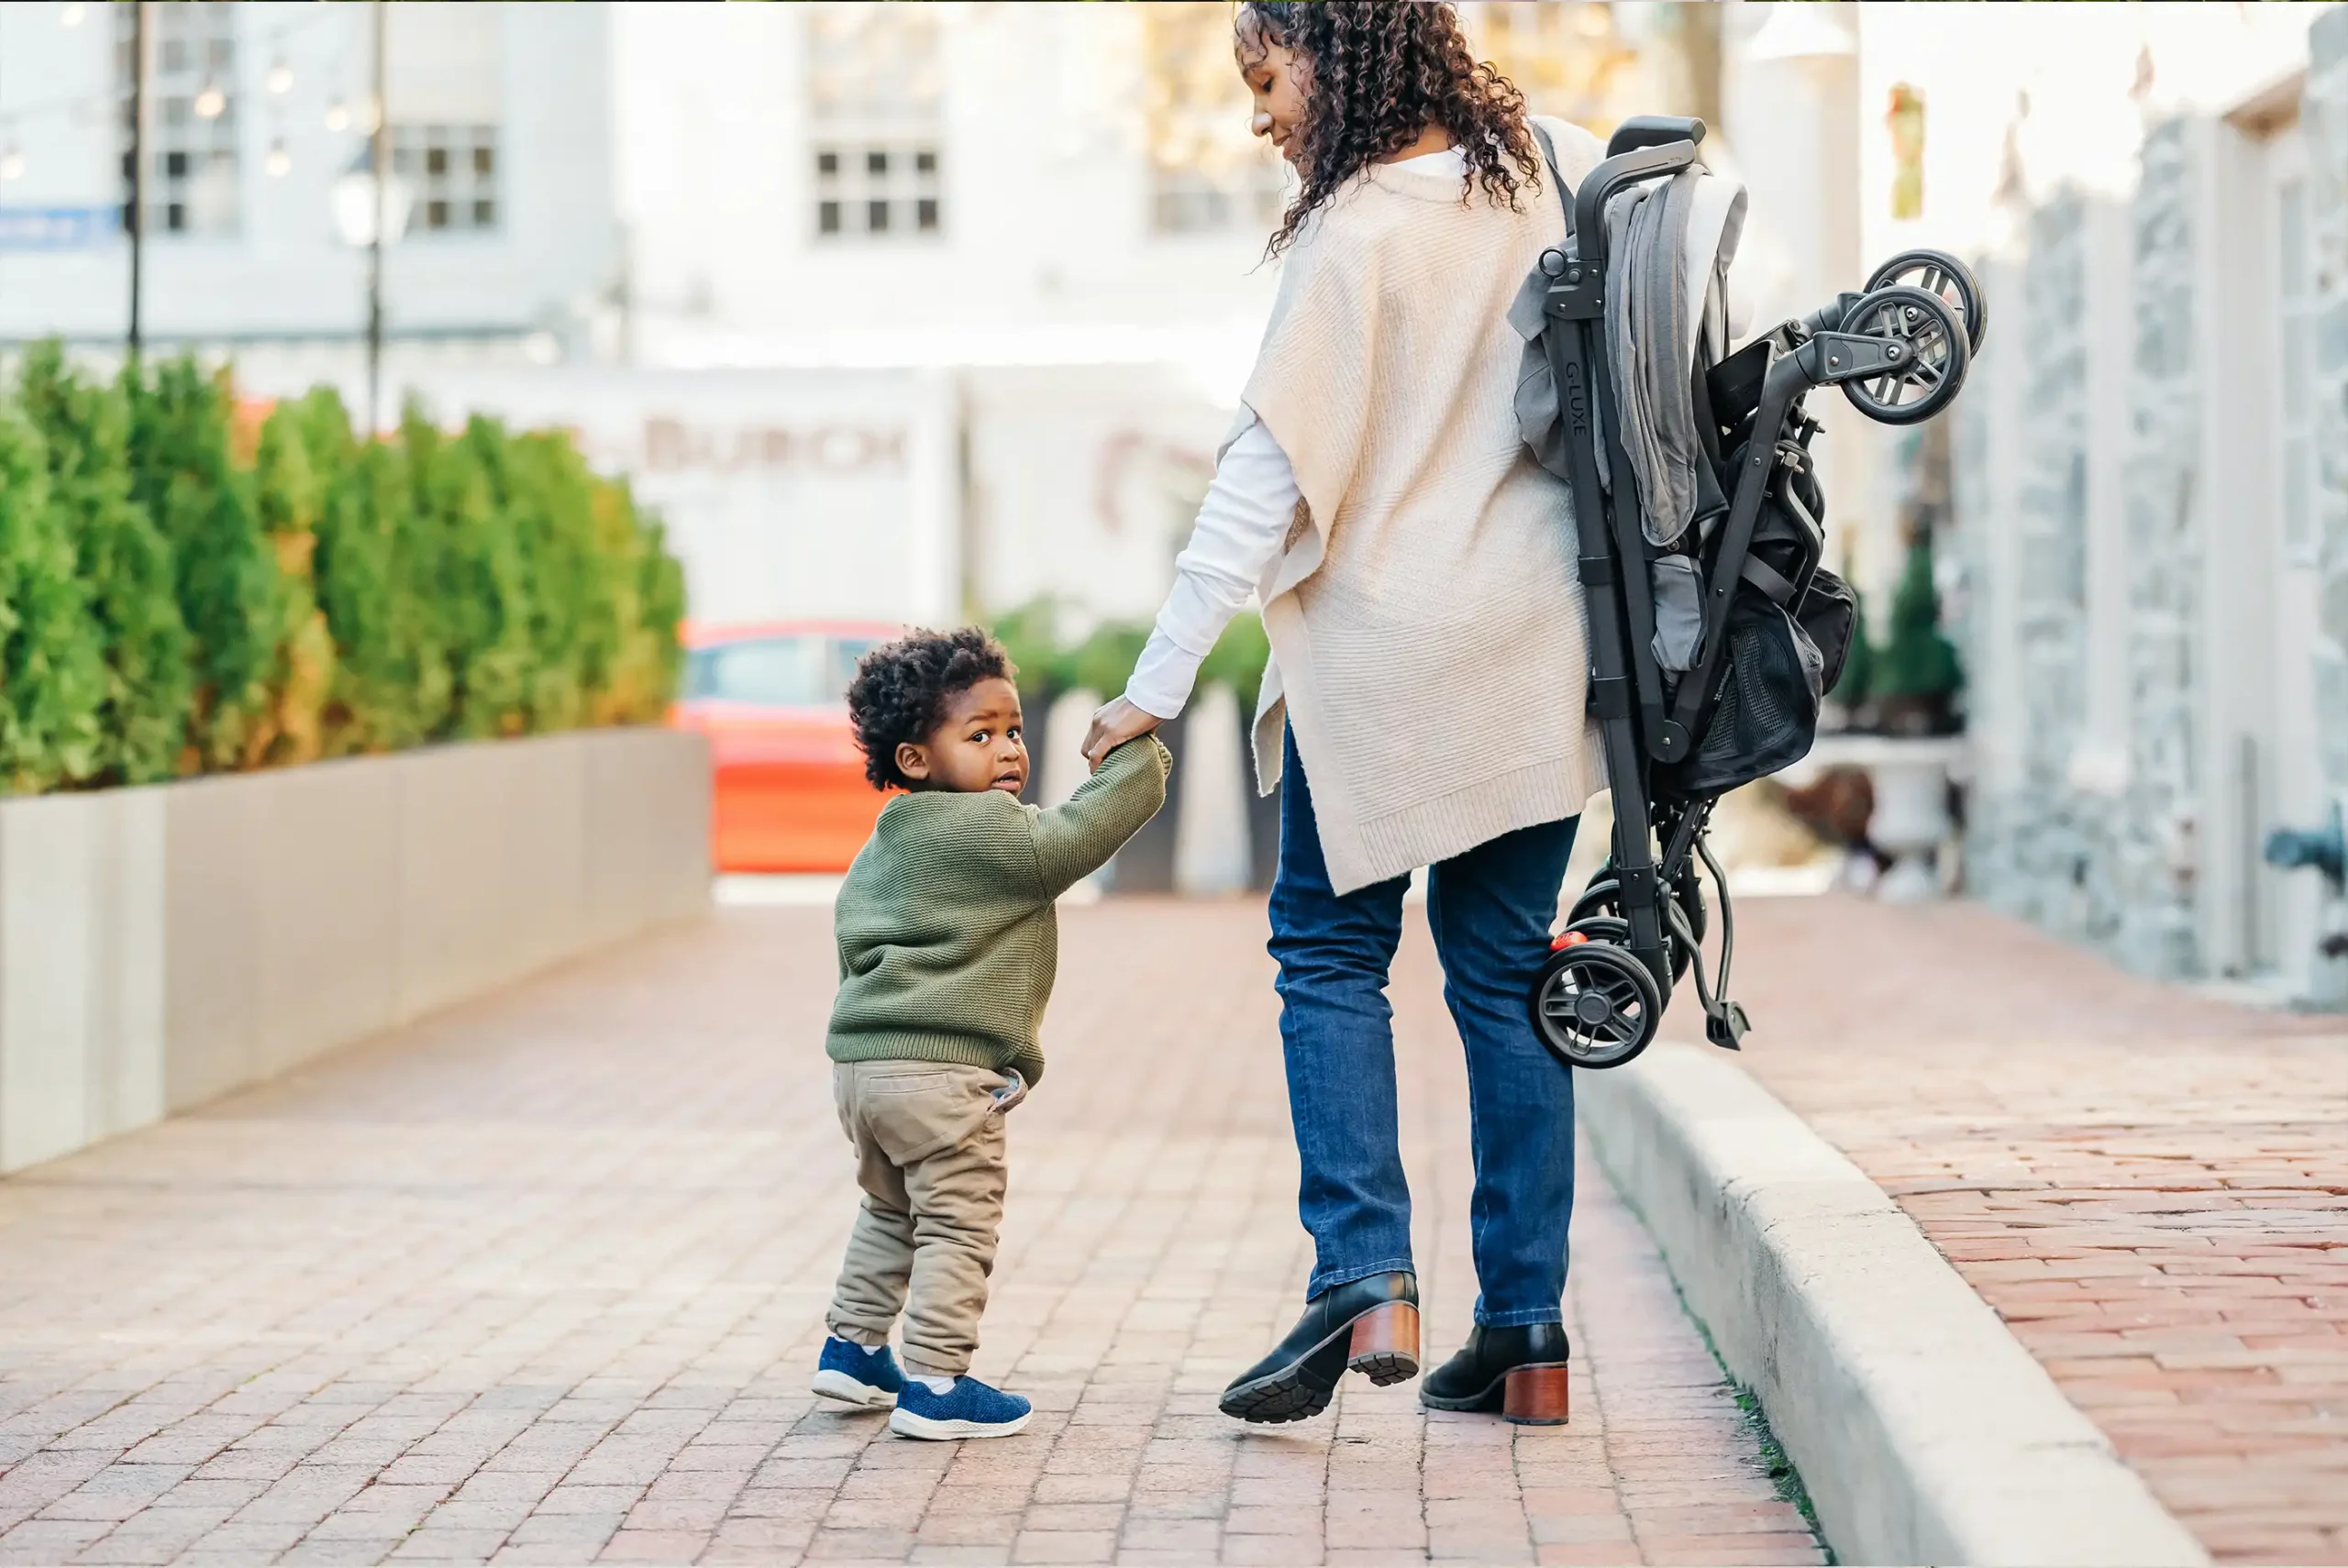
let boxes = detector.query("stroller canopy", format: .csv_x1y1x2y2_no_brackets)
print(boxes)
1511,147,1748,550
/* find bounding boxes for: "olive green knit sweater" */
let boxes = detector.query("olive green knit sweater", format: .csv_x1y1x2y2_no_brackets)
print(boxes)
825,735,1171,1087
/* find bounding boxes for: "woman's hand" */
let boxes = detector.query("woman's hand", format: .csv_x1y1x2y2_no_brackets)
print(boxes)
1081,697,1163,770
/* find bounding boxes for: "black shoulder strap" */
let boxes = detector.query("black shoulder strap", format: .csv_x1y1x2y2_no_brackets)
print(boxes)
1531,121,1576,244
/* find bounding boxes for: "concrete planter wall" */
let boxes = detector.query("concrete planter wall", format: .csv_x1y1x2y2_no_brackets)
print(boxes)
0,728,710,1175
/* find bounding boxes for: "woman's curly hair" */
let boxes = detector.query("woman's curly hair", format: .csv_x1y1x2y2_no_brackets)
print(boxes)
1241,2,1543,259
847,627,1016,791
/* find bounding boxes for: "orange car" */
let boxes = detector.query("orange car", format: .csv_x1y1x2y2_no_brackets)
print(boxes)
671,620,902,873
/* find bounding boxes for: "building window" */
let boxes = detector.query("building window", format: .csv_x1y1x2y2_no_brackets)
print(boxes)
807,4,943,241
1145,3,1287,236
117,1,240,237
393,125,501,233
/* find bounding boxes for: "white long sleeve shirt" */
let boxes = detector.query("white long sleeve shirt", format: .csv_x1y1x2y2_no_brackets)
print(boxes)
1125,145,1468,721
1123,412,1299,720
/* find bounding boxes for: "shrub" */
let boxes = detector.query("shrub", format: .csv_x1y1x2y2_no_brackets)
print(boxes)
1197,611,1270,715
0,345,685,795
0,407,106,792
251,403,338,767
124,358,283,772
13,345,189,785
1870,535,1962,705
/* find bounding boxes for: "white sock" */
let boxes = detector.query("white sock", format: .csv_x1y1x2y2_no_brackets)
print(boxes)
904,1363,958,1394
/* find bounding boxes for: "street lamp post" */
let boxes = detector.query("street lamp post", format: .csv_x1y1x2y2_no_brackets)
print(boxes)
127,1,150,358
368,0,387,436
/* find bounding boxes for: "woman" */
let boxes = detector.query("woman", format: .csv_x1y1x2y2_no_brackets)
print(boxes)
1082,3,1606,1426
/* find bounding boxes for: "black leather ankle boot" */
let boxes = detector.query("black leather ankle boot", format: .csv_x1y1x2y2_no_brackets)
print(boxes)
1218,1272,1420,1424
1419,1322,1571,1425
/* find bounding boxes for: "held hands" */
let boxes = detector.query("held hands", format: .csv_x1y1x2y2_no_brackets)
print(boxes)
1080,697,1163,771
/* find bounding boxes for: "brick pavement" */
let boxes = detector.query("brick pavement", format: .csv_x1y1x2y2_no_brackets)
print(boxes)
1708,893,2347,1565
0,901,1818,1567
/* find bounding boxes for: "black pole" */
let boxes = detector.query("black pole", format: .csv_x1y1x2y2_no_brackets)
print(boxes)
367,0,386,436
127,1,149,358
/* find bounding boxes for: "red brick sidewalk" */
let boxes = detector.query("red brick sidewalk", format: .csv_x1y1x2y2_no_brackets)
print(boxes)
1706,893,2347,1565
0,902,1818,1567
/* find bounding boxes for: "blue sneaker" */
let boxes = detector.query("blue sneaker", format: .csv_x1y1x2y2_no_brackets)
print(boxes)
811,1336,903,1408
889,1375,1033,1440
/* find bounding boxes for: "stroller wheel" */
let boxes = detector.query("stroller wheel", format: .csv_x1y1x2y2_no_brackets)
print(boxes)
1566,912,1691,985
1529,939,1663,1070
1838,285,1969,426
1568,874,1707,959
1864,248,1988,352
1568,878,1623,927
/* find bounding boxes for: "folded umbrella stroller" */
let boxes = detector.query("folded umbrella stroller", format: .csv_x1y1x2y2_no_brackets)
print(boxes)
1514,115,1987,1068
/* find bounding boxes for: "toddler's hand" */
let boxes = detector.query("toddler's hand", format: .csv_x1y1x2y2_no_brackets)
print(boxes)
1080,697,1162,770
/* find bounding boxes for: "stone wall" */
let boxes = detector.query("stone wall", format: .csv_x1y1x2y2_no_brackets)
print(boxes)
2117,121,2205,979
2311,11,2348,797
1981,196,2123,943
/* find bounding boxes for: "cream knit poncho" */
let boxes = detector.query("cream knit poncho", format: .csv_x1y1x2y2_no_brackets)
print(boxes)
1245,116,1609,896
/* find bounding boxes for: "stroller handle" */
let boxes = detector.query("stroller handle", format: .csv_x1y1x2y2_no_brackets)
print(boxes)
1573,133,1705,278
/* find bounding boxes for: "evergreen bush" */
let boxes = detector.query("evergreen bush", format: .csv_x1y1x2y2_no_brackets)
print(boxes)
0,407,106,791
0,344,686,796
124,358,283,771
13,346,189,784
1870,533,1963,711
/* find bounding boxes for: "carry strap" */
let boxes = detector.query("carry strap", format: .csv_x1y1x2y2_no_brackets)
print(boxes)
1739,551,1799,607
1531,122,1577,247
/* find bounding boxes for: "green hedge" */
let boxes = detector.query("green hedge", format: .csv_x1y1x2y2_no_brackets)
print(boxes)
987,595,1269,715
0,345,684,794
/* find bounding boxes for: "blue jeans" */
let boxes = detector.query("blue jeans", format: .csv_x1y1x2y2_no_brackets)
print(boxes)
1268,730,1578,1326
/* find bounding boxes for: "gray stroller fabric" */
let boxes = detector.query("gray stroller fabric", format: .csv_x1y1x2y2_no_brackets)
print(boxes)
1511,129,1746,549
1604,171,1701,547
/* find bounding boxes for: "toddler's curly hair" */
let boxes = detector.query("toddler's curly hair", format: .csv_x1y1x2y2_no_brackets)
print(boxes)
847,627,1017,791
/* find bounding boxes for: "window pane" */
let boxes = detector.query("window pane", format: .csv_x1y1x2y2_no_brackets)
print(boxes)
472,199,495,227
427,199,449,229
915,149,936,174
473,146,494,176
868,199,890,232
165,202,185,231
867,149,889,175
817,149,838,177
916,198,938,231
828,638,882,698
819,200,841,234
427,147,449,176
689,637,835,707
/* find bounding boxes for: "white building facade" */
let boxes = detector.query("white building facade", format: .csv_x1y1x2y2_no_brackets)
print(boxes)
1948,8,2347,1006
0,0,619,351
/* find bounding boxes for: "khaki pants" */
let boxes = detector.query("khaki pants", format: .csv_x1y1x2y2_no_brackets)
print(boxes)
826,1061,1023,1377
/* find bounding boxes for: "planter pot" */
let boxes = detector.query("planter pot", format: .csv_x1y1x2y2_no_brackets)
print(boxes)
1247,709,1282,892
1107,712,1187,895
1016,687,1057,805
0,728,709,1176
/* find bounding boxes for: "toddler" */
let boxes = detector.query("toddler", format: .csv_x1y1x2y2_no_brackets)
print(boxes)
811,627,1168,1439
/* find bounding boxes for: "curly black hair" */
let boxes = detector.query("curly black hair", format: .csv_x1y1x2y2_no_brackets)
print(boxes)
847,627,1017,791
1239,2,1542,259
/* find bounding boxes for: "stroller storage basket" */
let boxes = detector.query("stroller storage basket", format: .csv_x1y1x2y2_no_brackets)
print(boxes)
1516,116,1981,1069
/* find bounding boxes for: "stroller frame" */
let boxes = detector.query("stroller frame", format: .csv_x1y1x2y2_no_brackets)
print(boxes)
1530,116,1975,1066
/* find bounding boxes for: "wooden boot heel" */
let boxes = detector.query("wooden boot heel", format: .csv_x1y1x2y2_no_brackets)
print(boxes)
1501,1364,1570,1425
1346,1301,1421,1386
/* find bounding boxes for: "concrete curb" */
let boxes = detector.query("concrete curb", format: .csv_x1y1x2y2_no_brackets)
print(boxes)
1578,1043,2208,1568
